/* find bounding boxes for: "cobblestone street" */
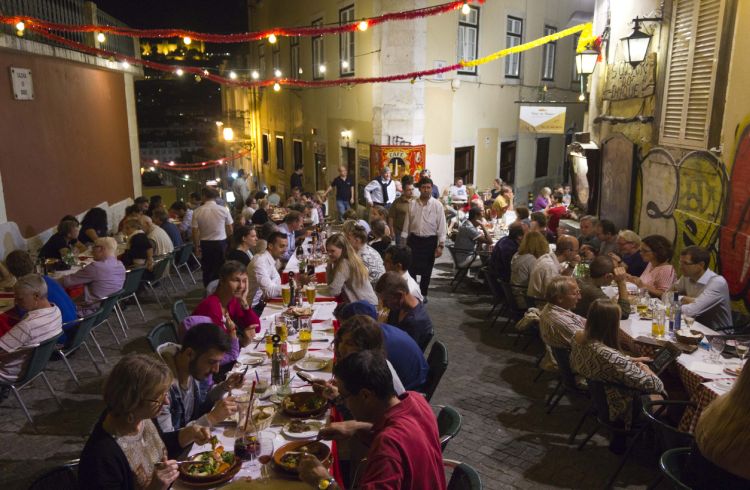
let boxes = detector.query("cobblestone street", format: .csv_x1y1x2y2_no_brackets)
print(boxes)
0,259,661,489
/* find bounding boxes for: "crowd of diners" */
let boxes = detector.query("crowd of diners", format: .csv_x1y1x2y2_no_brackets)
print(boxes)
1,168,747,488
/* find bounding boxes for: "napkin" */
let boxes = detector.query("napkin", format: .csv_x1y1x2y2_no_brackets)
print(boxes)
690,362,724,375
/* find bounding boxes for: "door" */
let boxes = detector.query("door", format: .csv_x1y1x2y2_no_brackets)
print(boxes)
500,141,516,184
454,146,475,184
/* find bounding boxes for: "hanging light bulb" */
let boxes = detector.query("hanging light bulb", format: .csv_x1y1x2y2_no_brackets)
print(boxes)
203,69,209,76
96,32,106,43
229,71,238,80
461,2,471,15
341,60,350,69
15,21,25,33
251,70,260,80
183,36,192,45
578,93,586,101
358,20,369,31
175,68,184,76
274,68,282,78
319,64,327,74
268,33,277,44
121,60,130,69
273,82,281,92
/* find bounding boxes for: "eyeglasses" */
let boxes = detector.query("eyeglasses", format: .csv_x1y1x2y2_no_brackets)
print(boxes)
145,391,169,405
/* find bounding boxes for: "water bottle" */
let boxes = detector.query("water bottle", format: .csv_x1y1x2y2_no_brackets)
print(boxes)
270,335,283,386
672,291,681,332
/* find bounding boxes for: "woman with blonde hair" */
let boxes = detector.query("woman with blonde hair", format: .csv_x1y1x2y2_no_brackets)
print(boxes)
510,231,548,306
685,365,750,486
325,233,378,304
79,354,211,490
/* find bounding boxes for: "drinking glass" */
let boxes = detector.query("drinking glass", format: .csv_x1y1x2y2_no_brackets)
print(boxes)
710,337,726,363
275,317,288,343
281,284,291,305
265,331,274,357
256,432,275,481
683,315,695,329
234,431,259,462
305,284,317,305
736,341,749,361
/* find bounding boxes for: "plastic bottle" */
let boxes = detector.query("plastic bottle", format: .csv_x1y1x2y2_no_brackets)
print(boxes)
673,291,681,332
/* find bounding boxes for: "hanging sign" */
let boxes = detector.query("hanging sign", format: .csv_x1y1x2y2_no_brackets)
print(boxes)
10,67,33,100
369,144,426,181
519,106,566,134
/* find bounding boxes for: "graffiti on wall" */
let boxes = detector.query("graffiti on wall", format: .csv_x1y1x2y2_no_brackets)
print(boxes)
637,148,728,266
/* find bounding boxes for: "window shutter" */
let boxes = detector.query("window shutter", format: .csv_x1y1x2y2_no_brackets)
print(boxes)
660,0,726,148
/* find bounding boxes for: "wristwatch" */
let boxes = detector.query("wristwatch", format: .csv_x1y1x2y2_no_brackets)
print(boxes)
318,477,337,489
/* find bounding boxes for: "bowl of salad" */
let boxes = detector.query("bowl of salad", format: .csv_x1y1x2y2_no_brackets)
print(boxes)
178,438,242,486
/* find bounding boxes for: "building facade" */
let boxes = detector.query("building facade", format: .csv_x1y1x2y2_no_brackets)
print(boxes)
222,0,593,204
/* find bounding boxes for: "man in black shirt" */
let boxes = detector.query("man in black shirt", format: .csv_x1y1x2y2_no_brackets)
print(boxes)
290,165,304,192
324,166,354,221
39,219,82,260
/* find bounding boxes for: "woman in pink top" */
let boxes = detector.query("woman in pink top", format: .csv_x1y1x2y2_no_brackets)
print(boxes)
627,235,675,297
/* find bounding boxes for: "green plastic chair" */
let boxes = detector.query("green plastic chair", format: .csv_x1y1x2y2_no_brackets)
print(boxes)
115,266,147,328
91,291,126,352
57,311,103,386
0,335,63,425
173,243,197,286
436,405,463,451
146,322,179,353
142,257,173,307
171,299,189,329
445,459,483,490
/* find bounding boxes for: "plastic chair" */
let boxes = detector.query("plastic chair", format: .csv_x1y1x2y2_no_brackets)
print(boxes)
28,459,79,490
447,245,478,292
171,299,189,328
546,347,587,414
420,341,448,402
57,311,103,386
0,335,63,426
173,243,197,286
481,267,507,325
659,448,692,490
115,267,147,328
576,379,643,451
445,459,483,490
91,291,126,350
436,405,462,451
141,257,173,307
420,330,435,352
146,321,179,353
498,281,528,333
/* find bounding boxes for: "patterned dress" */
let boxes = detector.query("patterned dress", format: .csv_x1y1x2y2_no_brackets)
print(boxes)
114,419,167,489
570,339,665,428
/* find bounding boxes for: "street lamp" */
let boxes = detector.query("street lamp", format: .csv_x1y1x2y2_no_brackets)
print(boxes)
575,50,599,76
222,127,235,141
621,17,662,68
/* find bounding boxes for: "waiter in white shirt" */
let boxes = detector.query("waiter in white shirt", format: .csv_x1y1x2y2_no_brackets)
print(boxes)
401,177,447,301
364,166,397,209
247,232,288,312
192,187,233,286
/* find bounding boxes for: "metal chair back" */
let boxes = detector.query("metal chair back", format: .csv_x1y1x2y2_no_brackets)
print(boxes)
174,243,194,267
94,291,123,326
659,448,692,490
147,256,172,285
421,340,448,401
61,311,101,354
550,347,578,391
146,321,179,353
120,267,146,296
171,299,189,327
1,335,60,387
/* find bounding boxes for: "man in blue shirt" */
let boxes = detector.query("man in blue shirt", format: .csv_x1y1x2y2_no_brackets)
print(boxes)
489,221,526,282
338,300,428,390
277,210,304,262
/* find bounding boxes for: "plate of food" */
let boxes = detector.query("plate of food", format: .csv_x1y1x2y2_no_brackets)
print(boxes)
286,306,313,317
178,440,241,486
273,441,331,474
295,356,330,372
282,392,327,417
282,419,323,440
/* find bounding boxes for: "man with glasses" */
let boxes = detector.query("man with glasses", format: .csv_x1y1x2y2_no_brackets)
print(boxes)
539,276,585,349
671,246,731,330
527,235,581,303
298,350,446,490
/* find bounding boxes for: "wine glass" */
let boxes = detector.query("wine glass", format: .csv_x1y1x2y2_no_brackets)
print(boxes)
256,432,275,481
710,337,726,363
683,315,695,329
736,341,749,362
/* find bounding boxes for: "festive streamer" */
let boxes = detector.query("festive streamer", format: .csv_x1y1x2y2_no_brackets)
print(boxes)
149,149,251,171
21,19,592,90
0,1,480,43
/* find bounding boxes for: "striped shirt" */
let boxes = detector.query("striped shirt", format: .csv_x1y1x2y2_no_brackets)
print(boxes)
640,262,676,295
0,305,62,382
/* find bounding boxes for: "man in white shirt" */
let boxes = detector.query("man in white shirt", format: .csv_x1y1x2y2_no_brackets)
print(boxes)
672,246,732,330
401,178,447,301
231,169,250,209
449,178,468,202
527,235,580,302
383,244,424,302
364,166,397,209
247,232,288,309
277,211,304,262
192,187,234,286
147,221,175,256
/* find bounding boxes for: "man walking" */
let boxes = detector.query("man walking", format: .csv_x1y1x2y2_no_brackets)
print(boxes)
400,177,446,301
324,166,355,221
192,187,233,286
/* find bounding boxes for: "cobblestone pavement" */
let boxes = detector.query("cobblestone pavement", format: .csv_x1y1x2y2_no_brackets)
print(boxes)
0,260,662,489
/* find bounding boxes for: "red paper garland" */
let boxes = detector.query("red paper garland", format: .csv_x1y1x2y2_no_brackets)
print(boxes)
1,0,482,43
148,149,250,171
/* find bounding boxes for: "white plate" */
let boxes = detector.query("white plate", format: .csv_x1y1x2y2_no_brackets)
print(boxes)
296,357,330,371
239,353,266,367
281,420,323,440
711,379,734,392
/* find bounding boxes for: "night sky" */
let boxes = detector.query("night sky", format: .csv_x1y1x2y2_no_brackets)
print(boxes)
93,0,248,33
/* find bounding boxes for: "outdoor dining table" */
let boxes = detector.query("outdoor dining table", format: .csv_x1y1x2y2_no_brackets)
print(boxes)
174,300,340,489
619,314,744,432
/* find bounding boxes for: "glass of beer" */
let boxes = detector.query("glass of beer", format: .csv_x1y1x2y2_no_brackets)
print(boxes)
275,318,288,343
281,284,291,305
305,284,316,305
298,317,312,343
264,332,274,357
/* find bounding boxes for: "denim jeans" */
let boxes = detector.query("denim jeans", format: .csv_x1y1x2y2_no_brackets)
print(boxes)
336,199,351,220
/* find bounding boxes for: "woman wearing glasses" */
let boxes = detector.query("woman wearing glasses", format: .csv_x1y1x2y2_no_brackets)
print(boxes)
79,354,211,490
627,234,676,297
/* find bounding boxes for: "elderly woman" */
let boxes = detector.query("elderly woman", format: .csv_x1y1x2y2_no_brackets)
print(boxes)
627,234,675,297
79,354,211,490
325,233,378,305
510,231,549,308
685,363,750,486
570,299,665,452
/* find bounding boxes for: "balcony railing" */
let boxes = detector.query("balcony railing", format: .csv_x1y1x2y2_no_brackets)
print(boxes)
0,0,137,57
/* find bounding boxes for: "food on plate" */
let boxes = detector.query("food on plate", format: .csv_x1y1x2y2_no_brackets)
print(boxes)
677,328,701,338
285,306,313,317
184,448,235,477
283,394,326,413
277,443,328,471
287,420,315,433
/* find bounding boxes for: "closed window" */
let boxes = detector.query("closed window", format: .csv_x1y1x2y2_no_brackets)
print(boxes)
291,37,301,79
457,6,479,75
340,6,355,76
660,0,728,149
262,133,269,164
505,16,523,78
312,18,324,79
272,43,280,76
276,136,285,170
258,43,266,77
542,25,557,81
535,137,550,178
293,140,303,167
